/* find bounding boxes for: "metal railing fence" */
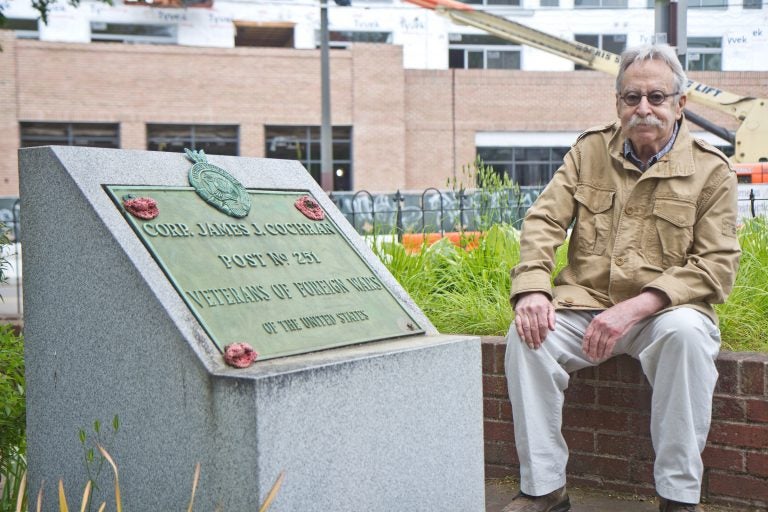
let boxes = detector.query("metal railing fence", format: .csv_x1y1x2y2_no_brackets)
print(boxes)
329,186,544,239
331,187,768,238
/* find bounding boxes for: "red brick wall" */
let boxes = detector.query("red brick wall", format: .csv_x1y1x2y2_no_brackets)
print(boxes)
0,32,20,194
350,44,407,192
482,336,768,509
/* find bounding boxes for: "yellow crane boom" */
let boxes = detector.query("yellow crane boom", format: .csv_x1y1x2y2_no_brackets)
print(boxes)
408,0,767,162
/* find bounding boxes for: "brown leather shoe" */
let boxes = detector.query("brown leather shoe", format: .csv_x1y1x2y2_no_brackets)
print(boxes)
501,486,570,512
658,497,699,511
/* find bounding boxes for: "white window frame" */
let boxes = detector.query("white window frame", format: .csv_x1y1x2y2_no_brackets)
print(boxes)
315,30,393,49
687,0,728,7
448,34,522,70
3,18,39,39
20,122,120,148
462,0,521,6
146,124,239,155
90,22,178,45
686,37,722,71
575,0,628,8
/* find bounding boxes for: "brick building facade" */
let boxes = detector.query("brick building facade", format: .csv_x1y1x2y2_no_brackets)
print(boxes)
2,29,767,197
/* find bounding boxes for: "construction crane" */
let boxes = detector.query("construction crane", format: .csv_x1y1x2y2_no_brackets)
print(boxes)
407,0,767,178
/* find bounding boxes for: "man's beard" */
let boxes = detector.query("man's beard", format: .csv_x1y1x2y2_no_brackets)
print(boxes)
628,114,664,129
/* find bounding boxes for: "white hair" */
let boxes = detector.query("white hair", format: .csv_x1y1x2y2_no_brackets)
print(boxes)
616,44,687,95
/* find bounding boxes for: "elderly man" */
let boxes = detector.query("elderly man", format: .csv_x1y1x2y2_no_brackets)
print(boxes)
502,44,740,512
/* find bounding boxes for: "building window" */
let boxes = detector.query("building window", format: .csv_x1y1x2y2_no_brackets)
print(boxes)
235,22,294,48
575,0,628,7
574,34,626,54
574,34,626,69
315,31,393,49
646,0,726,5
449,34,521,70
90,22,177,44
540,0,559,5
20,122,120,148
743,0,762,7
687,0,727,7
477,146,569,187
687,37,722,71
2,18,39,39
463,0,520,5
124,0,212,6
265,126,352,191
147,124,239,156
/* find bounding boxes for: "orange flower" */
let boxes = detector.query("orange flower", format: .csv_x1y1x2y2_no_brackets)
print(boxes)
123,196,159,220
294,195,325,221
223,342,258,368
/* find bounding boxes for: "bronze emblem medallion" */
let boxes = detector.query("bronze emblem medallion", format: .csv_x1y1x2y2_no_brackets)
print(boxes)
185,148,251,218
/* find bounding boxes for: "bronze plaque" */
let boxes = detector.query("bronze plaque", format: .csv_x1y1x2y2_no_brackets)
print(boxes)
107,186,424,361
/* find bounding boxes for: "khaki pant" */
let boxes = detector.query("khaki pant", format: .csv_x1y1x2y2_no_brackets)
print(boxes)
505,307,720,504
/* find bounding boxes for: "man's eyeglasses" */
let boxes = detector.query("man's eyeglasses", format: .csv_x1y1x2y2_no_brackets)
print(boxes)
619,90,680,107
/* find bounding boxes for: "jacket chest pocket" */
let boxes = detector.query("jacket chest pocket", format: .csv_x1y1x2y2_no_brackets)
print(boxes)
574,184,615,255
649,198,696,267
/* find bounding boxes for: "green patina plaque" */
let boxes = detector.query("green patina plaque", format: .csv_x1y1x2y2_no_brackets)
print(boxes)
107,186,424,361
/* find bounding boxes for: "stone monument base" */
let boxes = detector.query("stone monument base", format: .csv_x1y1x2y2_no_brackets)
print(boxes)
27,333,484,511
20,146,485,511
226,334,485,511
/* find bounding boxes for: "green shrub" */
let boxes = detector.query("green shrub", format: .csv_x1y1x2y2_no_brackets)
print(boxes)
716,218,768,352
0,325,24,462
0,324,25,512
376,218,767,352
375,224,519,335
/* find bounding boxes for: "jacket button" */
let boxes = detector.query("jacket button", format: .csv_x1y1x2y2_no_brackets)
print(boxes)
562,297,574,305
625,206,634,215
615,256,625,266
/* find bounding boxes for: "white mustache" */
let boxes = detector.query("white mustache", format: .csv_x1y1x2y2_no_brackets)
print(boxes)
628,114,664,128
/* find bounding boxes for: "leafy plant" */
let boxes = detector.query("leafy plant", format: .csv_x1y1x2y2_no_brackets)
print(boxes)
374,224,523,335
716,217,768,352
0,223,11,286
16,445,285,512
0,325,25,512
447,156,522,232
77,416,119,512
376,213,765,352
0,446,25,512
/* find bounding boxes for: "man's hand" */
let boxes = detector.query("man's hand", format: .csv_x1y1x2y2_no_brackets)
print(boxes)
514,292,555,349
582,290,670,362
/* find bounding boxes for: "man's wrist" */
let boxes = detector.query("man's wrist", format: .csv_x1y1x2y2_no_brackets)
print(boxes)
625,289,670,319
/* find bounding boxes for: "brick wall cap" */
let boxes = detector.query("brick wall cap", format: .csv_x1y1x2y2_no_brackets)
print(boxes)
481,335,506,346
718,351,768,363
481,339,768,361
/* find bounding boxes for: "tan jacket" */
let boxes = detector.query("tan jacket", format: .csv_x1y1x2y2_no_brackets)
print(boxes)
510,119,741,324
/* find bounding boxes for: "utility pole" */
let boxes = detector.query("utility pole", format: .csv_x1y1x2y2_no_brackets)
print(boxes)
654,0,687,68
320,0,333,191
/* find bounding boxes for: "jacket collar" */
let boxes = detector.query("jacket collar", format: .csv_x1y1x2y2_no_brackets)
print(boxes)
609,116,696,178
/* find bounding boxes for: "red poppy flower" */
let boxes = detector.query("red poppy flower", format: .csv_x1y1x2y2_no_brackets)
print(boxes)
294,195,325,221
123,196,159,220
223,342,258,368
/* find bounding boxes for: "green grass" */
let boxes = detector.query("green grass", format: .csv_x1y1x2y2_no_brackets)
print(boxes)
715,218,768,352
373,219,768,353
373,225,569,337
